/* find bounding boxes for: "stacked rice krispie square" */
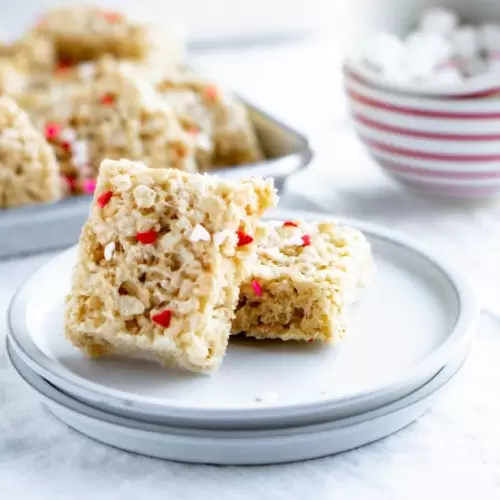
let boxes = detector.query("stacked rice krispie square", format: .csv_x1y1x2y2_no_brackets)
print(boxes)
34,63,196,195
233,220,374,342
65,159,277,372
156,72,264,169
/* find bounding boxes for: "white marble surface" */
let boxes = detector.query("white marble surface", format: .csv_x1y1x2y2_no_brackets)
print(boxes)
1,40,500,499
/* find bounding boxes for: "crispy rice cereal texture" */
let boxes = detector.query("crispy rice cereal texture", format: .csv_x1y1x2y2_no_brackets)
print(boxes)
65,159,277,372
0,96,60,208
30,64,197,194
157,73,264,169
232,220,374,342
34,6,154,63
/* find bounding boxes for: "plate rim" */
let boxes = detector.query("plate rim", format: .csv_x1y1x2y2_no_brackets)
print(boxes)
7,211,479,423
6,336,470,439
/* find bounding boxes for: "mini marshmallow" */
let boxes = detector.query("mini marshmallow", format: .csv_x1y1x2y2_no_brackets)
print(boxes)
419,7,458,36
450,26,480,59
406,31,454,66
432,67,463,85
381,62,413,85
360,32,405,71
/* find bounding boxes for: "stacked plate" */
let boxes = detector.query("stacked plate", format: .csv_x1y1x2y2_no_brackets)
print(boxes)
344,61,500,199
6,211,478,465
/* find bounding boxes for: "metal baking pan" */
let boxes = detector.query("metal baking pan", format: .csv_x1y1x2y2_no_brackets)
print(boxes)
0,103,312,259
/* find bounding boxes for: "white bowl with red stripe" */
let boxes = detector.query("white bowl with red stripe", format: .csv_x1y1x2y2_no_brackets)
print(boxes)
344,69,500,198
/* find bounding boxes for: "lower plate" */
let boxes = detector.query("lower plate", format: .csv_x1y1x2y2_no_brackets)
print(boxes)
7,338,471,465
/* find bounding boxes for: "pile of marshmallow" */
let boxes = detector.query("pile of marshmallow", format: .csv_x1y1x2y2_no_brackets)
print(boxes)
359,7,500,86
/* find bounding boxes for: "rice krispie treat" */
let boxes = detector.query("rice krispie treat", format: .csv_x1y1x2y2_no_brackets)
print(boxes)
232,220,374,342
0,59,28,95
156,73,264,169
65,159,277,372
30,63,196,195
34,6,154,63
0,96,60,207
12,31,56,75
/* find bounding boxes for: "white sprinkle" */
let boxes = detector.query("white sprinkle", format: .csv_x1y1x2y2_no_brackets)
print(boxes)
213,230,232,246
72,140,88,167
419,7,458,36
255,391,278,403
2,128,18,139
104,241,115,261
135,78,162,111
195,132,212,151
72,140,88,157
60,128,76,143
78,62,96,80
189,224,211,243
284,234,304,247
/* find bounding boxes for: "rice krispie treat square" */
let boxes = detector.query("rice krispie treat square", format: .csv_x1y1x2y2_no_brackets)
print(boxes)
0,59,28,95
30,62,196,195
0,95,60,208
34,6,154,63
65,159,277,372
12,32,56,75
232,220,374,342
156,73,264,170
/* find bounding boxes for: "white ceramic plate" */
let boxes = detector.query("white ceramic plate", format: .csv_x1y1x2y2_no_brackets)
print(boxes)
6,337,471,465
7,211,478,429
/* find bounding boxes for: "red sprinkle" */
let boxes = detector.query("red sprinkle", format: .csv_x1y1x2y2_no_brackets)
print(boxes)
82,179,97,194
64,176,76,192
55,61,71,74
44,122,61,141
151,310,172,328
36,16,47,28
283,220,298,227
103,11,123,23
100,93,115,105
237,230,254,247
307,339,314,343
204,86,218,102
97,190,113,208
61,141,71,152
136,230,158,245
301,234,312,247
251,280,262,297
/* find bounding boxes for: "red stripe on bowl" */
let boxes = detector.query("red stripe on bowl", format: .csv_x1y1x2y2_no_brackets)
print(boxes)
363,137,500,162
378,159,500,179
347,88,500,119
353,112,500,141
